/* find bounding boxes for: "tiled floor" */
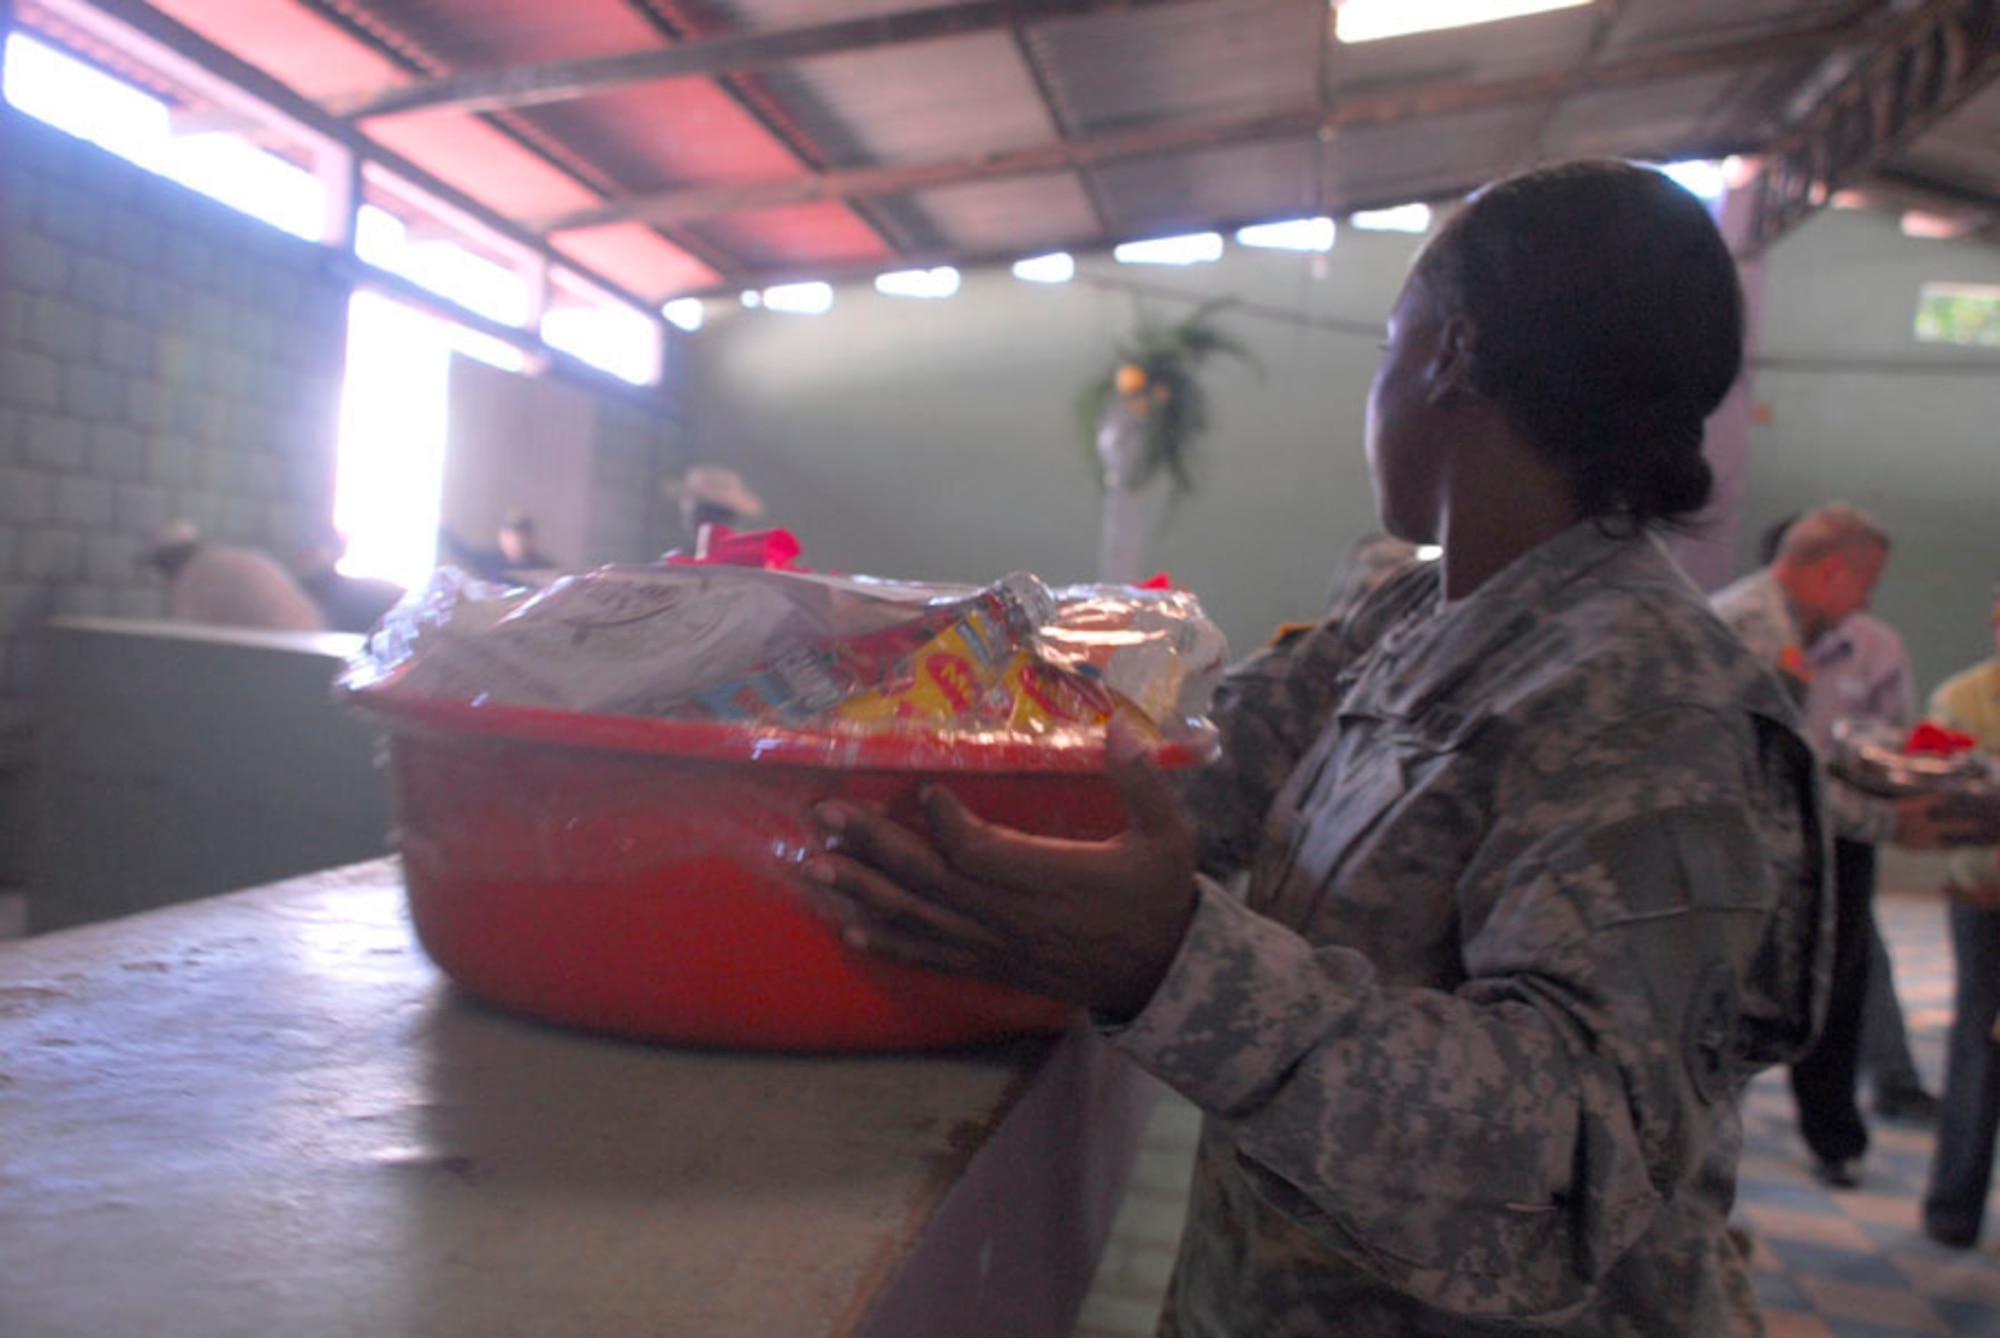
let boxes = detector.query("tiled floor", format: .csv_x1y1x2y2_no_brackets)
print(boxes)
1073,886,2000,1337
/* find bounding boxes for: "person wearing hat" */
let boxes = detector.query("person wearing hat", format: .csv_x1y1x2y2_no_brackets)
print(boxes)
1920,584,2000,1247
140,521,327,633
495,510,555,573
666,465,765,554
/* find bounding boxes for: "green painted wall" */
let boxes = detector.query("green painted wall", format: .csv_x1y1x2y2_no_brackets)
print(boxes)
686,230,1425,661
689,208,1997,697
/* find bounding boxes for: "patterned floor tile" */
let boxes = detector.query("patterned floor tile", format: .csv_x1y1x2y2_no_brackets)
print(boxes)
1794,1275,1950,1333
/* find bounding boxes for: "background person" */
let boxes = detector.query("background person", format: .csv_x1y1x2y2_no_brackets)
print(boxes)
438,509,558,584
294,527,404,635
140,520,326,633
1753,512,1940,1125
664,464,765,557
792,160,1827,1334
1712,505,1978,1187
1920,586,2000,1248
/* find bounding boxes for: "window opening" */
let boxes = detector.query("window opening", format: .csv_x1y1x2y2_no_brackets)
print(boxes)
1914,283,2000,348
332,291,526,590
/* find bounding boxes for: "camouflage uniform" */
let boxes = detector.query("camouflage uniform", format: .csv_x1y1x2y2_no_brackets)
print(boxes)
1105,523,1831,1336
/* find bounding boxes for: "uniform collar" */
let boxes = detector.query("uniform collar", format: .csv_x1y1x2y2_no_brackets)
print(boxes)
1360,521,1653,719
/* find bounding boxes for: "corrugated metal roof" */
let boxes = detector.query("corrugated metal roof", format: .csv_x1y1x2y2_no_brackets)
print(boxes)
18,0,1997,305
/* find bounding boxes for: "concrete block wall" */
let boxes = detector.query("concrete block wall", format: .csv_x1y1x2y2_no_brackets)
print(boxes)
0,107,350,768
0,106,695,893
586,384,691,566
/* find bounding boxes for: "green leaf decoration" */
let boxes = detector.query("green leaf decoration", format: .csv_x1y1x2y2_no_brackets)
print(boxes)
1077,299,1261,498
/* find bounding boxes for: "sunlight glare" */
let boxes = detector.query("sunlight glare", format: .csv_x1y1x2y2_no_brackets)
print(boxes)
662,297,705,332
1334,0,1592,44
542,303,661,385
333,293,523,588
1350,203,1432,233
1113,233,1224,266
1236,217,1336,252
1011,252,1075,284
874,267,961,299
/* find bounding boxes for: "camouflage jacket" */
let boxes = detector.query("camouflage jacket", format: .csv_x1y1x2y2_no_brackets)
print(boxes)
1709,567,1898,846
1106,523,1831,1337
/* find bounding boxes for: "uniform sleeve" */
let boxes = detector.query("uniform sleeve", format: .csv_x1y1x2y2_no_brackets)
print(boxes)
1110,705,1824,1323
1823,774,1897,845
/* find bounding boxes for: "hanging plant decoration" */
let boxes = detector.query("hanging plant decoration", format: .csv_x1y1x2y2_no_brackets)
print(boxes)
1076,298,1260,500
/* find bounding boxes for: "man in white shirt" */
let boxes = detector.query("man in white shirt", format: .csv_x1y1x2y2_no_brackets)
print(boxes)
142,520,326,634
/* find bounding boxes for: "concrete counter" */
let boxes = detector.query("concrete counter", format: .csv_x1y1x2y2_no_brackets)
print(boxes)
0,858,1158,1338
32,617,393,933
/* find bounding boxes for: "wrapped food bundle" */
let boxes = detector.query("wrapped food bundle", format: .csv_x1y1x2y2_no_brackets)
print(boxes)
1828,716,2000,797
348,559,1227,743
340,551,1228,1049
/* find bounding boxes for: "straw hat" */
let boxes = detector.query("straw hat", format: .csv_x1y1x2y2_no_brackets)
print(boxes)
665,465,765,519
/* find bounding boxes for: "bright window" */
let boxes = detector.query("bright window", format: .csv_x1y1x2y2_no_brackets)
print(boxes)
1114,233,1224,266
1334,0,1592,44
1236,217,1336,252
3,33,323,240
1350,203,1432,233
355,204,532,327
758,282,835,315
333,292,527,588
1011,252,1075,284
662,297,705,332
542,301,661,386
1914,283,2000,348
874,266,961,299
1659,159,1727,202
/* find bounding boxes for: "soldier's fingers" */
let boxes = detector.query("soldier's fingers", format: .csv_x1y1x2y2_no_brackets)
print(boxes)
802,850,1002,954
1105,713,1190,844
917,781,1136,905
816,799,954,889
828,917,986,976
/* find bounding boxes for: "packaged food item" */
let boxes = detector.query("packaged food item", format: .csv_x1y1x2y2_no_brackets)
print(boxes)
346,554,1227,747
357,563,966,715
996,652,1132,734
688,574,1052,725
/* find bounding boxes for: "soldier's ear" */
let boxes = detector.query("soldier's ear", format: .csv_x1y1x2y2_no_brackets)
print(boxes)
1423,316,1478,405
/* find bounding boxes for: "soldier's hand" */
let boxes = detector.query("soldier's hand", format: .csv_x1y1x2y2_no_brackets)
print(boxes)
1892,791,2000,850
789,713,1199,1020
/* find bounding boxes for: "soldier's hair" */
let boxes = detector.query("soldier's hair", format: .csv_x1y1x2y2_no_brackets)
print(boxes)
1408,159,1744,530
1776,503,1890,567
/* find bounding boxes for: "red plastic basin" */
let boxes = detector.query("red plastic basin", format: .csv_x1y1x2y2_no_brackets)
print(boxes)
346,686,1213,1051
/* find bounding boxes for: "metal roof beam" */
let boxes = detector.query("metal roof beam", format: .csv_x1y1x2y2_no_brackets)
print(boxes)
330,0,1211,121
1745,0,2000,252
539,14,1875,235
27,0,668,318
669,133,1760,299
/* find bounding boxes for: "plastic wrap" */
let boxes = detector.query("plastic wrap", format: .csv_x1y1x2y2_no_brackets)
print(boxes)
345,561,1227,749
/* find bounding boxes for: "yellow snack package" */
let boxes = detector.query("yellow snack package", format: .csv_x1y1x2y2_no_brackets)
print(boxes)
836,597,1021,725
997,652,1134,734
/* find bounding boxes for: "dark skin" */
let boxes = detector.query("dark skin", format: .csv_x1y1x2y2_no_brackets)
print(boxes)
790,281,1591,1019
801,713,1197,1020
